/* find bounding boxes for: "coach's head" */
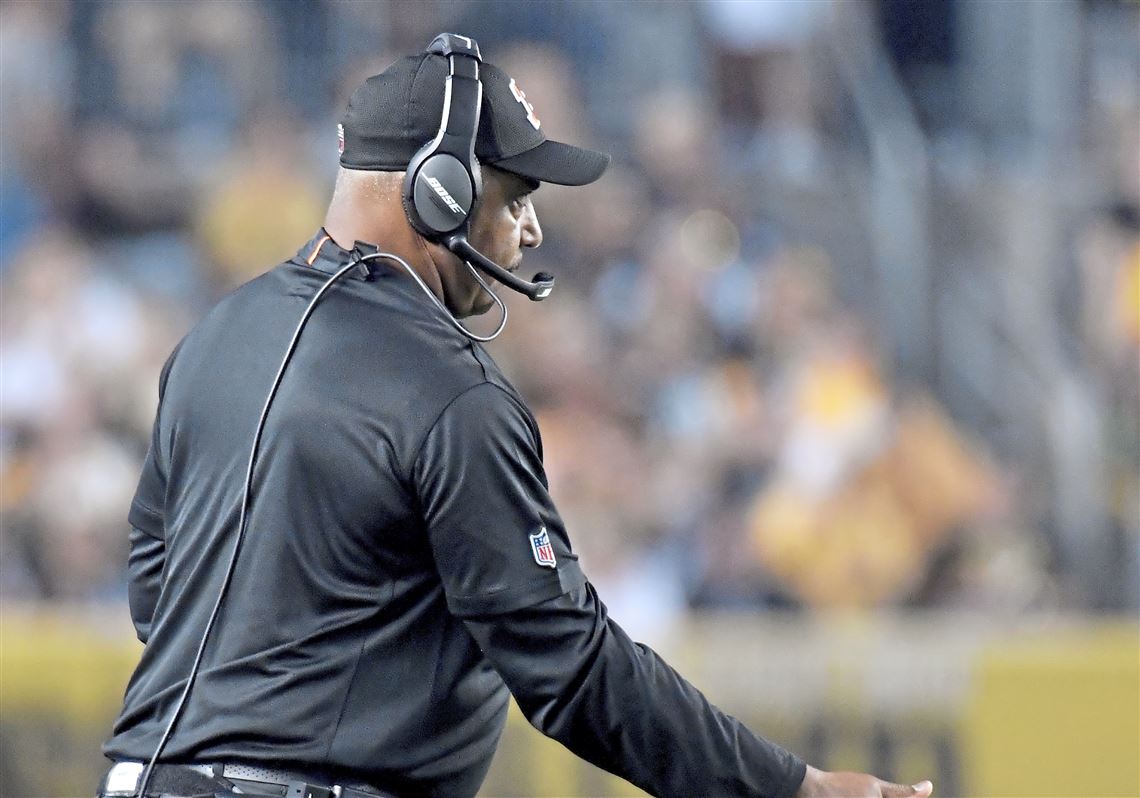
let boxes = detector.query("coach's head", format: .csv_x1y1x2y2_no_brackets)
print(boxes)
324,37,609,318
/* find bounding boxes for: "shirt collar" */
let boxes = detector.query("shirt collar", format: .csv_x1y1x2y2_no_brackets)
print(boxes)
292,229,382,280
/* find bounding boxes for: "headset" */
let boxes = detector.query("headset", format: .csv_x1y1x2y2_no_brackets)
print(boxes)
133,33,541,797
401,33,555,303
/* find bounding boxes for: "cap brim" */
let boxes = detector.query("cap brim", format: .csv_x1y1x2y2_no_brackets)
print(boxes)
490,139,610,186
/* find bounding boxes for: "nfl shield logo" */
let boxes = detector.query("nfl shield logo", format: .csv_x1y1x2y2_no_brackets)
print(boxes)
529,526,556,568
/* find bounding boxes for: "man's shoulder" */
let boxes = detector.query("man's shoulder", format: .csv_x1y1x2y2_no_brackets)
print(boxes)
467,344,528,408
389,337,537,450
403,339,530,427
188,266,288,331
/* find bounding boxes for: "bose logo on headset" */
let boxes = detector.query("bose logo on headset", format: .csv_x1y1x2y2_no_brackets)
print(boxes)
426,176,465,215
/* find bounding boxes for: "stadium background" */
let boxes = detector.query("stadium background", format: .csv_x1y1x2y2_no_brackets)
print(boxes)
1,1,1137,796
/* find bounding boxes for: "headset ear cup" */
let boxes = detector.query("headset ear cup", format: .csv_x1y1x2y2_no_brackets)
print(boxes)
401,45,483,242
405,153,476,239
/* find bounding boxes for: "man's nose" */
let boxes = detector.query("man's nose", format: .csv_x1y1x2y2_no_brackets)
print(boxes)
521,200,543,249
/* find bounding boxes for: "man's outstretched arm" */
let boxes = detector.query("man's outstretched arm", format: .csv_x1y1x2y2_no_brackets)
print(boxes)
465,581,935,798
465,580,804,798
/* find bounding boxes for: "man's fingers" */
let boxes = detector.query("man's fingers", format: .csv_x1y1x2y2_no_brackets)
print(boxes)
880,779,934,797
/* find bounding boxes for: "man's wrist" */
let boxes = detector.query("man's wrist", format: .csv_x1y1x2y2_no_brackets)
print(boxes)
793,764,824,798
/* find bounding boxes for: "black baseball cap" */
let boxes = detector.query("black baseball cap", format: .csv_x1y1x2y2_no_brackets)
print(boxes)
339,51,610,186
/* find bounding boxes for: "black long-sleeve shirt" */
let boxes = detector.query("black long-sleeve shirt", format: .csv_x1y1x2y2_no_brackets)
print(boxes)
105,232,806,798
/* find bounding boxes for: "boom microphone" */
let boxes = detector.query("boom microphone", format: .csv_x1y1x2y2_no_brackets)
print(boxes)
446,235,555,301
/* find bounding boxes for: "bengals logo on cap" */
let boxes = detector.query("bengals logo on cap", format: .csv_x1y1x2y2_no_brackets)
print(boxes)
509,78,541,131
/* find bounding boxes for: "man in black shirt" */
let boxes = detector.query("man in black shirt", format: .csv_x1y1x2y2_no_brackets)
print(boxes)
100,36,933,798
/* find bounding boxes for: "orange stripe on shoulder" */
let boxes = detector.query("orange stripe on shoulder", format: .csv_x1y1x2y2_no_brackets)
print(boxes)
306,235,331,266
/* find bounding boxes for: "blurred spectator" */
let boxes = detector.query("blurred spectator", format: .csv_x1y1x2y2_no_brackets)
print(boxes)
1,230,185,599
748,298,1004,608
195,108,326,288
698,0,833,185
1072,201,1140,609
0,2,73,258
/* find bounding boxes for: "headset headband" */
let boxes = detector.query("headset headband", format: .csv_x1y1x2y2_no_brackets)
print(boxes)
402,34,484,240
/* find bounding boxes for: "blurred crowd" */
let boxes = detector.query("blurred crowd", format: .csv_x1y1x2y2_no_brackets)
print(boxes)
2,1,1137,633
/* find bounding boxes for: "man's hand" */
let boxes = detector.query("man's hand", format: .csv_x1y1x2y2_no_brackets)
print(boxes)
795,764,934,798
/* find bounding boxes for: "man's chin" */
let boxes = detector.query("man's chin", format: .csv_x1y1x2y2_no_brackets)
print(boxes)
470,293,497,317
450,290,496,320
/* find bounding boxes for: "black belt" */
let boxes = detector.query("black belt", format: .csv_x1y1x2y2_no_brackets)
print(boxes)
99,761,393,798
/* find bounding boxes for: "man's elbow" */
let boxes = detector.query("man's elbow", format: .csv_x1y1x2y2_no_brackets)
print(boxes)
127,581,157,644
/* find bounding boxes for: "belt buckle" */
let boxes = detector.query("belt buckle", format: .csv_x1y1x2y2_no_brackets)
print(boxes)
102,762,143,795
332,787,381,798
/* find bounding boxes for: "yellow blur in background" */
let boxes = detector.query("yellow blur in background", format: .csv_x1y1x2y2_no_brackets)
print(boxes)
963,623,1140,798
2,607,1136,798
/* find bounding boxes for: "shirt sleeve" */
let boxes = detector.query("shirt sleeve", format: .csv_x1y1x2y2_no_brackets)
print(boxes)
126,342,181,639
127,437,165,536
127,525,164,643
414,382,584,617
463,581,808,798
127,342,181,537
